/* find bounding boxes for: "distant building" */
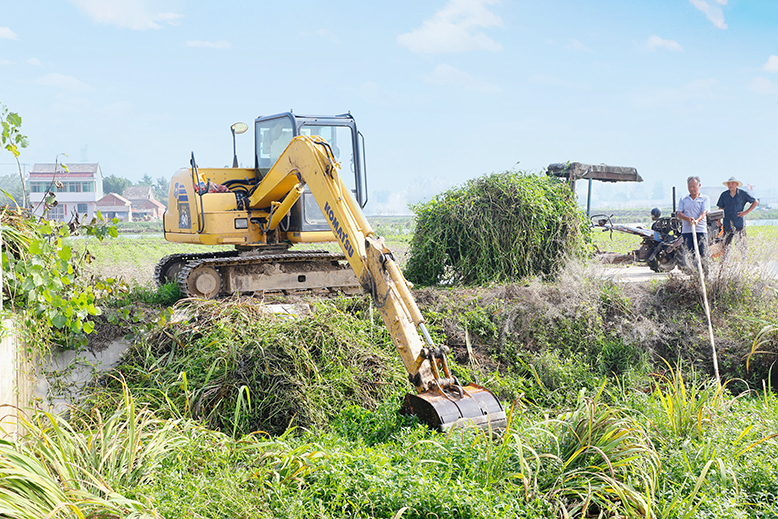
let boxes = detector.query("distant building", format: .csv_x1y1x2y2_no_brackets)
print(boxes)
133,198,165,221
96,193,133,222
122,185,154,203
122,185,164,220
28,163,103,222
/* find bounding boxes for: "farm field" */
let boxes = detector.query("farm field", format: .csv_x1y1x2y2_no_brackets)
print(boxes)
76,216,415,287
78,217,778,286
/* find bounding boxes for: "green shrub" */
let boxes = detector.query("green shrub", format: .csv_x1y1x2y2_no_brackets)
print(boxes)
404,171,591,286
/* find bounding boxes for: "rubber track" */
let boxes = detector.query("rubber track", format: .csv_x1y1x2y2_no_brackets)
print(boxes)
154,250,240,287
176,250,356,298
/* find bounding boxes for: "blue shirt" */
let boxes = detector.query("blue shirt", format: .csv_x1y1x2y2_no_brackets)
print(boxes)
716,188,756,230
678,194,710,234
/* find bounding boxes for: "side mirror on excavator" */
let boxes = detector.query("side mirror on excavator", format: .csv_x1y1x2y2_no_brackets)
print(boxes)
230,122,248,168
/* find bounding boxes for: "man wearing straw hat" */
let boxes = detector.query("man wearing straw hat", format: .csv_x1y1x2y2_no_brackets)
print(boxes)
716,176,758,255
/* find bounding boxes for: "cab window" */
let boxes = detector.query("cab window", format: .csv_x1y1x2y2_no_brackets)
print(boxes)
299,125,356,192
256,117,294,172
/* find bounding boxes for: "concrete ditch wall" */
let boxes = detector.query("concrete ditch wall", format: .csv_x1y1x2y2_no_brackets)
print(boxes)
0,319,34,439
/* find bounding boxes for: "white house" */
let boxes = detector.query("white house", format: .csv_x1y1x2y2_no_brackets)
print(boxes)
28,163,104,222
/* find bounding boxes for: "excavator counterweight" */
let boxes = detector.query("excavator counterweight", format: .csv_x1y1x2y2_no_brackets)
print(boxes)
159,113,505,431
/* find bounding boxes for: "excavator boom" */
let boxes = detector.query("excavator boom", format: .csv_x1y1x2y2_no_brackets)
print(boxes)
263,135,506,431
160,114,505,431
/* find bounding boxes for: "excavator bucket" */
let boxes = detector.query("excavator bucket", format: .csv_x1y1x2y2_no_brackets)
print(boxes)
401,384,507,432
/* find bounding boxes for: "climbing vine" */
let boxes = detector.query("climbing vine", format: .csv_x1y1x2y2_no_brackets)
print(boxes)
1,103,119,350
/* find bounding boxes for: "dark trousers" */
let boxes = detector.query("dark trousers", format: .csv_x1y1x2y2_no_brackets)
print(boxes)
723,227,747,251
682,233,708,257
682,233,708,274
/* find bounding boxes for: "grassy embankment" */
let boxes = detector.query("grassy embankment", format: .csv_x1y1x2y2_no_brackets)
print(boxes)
33,213,776,518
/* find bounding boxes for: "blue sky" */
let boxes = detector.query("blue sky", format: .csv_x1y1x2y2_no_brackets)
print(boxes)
1,0,777,211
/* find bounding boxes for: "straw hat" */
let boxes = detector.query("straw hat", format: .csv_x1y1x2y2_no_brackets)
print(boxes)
722,176,743,187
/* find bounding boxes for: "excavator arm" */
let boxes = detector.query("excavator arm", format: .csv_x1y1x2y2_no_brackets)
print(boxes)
260,135,506,431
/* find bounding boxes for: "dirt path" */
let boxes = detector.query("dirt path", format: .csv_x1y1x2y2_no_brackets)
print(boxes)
596,265,671,283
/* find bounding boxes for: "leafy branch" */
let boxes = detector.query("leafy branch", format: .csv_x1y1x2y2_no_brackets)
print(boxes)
1,103,30,208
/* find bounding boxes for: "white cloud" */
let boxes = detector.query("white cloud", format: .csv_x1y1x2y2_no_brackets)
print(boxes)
646,35,682,52
424,63,501,93
185,40,231,49
315,29,339,44
102,101,133,118
528,73,586,89
68,0,183,31
763,55,778,73
564,39,592,52
683,78,717,92
354,81,401,105
397,0,503,54
27,57,42,66
31,73,94,92
0,59,14,66
689,0,727,29
633,78,718,108
157,12,183,26
298,29,339,44
749,77,778,95
51,92,90,113
0,26,18,39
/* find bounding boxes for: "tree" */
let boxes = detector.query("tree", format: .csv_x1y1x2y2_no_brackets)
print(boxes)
1,103,30,207
153,176,169,207
0,174,24,206
103,174,132,196
138,174,153,186
651,181,665,200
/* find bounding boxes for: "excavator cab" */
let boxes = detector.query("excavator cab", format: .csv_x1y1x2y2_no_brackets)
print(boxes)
254,112,368,234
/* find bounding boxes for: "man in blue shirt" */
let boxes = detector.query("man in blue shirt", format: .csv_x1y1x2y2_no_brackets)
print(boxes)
716,176,758,255
677,176,710,273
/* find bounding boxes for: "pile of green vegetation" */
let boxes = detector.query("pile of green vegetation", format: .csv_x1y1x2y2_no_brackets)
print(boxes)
91,297,409,437
404,171,591,286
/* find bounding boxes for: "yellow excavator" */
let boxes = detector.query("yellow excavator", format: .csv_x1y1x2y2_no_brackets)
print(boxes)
158,111,505,431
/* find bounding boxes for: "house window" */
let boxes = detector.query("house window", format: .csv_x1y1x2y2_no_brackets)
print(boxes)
30,182,47,193
77,203,88,214
47,205,65,221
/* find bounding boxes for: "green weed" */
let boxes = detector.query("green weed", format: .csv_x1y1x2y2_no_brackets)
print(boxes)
405,171,591,286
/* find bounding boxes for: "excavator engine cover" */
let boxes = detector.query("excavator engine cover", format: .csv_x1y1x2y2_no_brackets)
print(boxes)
401,383,507,432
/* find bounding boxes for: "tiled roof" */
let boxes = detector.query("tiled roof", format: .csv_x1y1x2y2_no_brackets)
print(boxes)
123,185,154,200
136,199,166,209
97,193,131,206
30,163,101,175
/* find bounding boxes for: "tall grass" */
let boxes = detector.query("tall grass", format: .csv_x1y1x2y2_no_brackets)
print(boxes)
540,388,659,518
0,383,171,518
644,361,733,442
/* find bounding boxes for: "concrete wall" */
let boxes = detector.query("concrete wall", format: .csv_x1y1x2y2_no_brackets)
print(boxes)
0,319,34,439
